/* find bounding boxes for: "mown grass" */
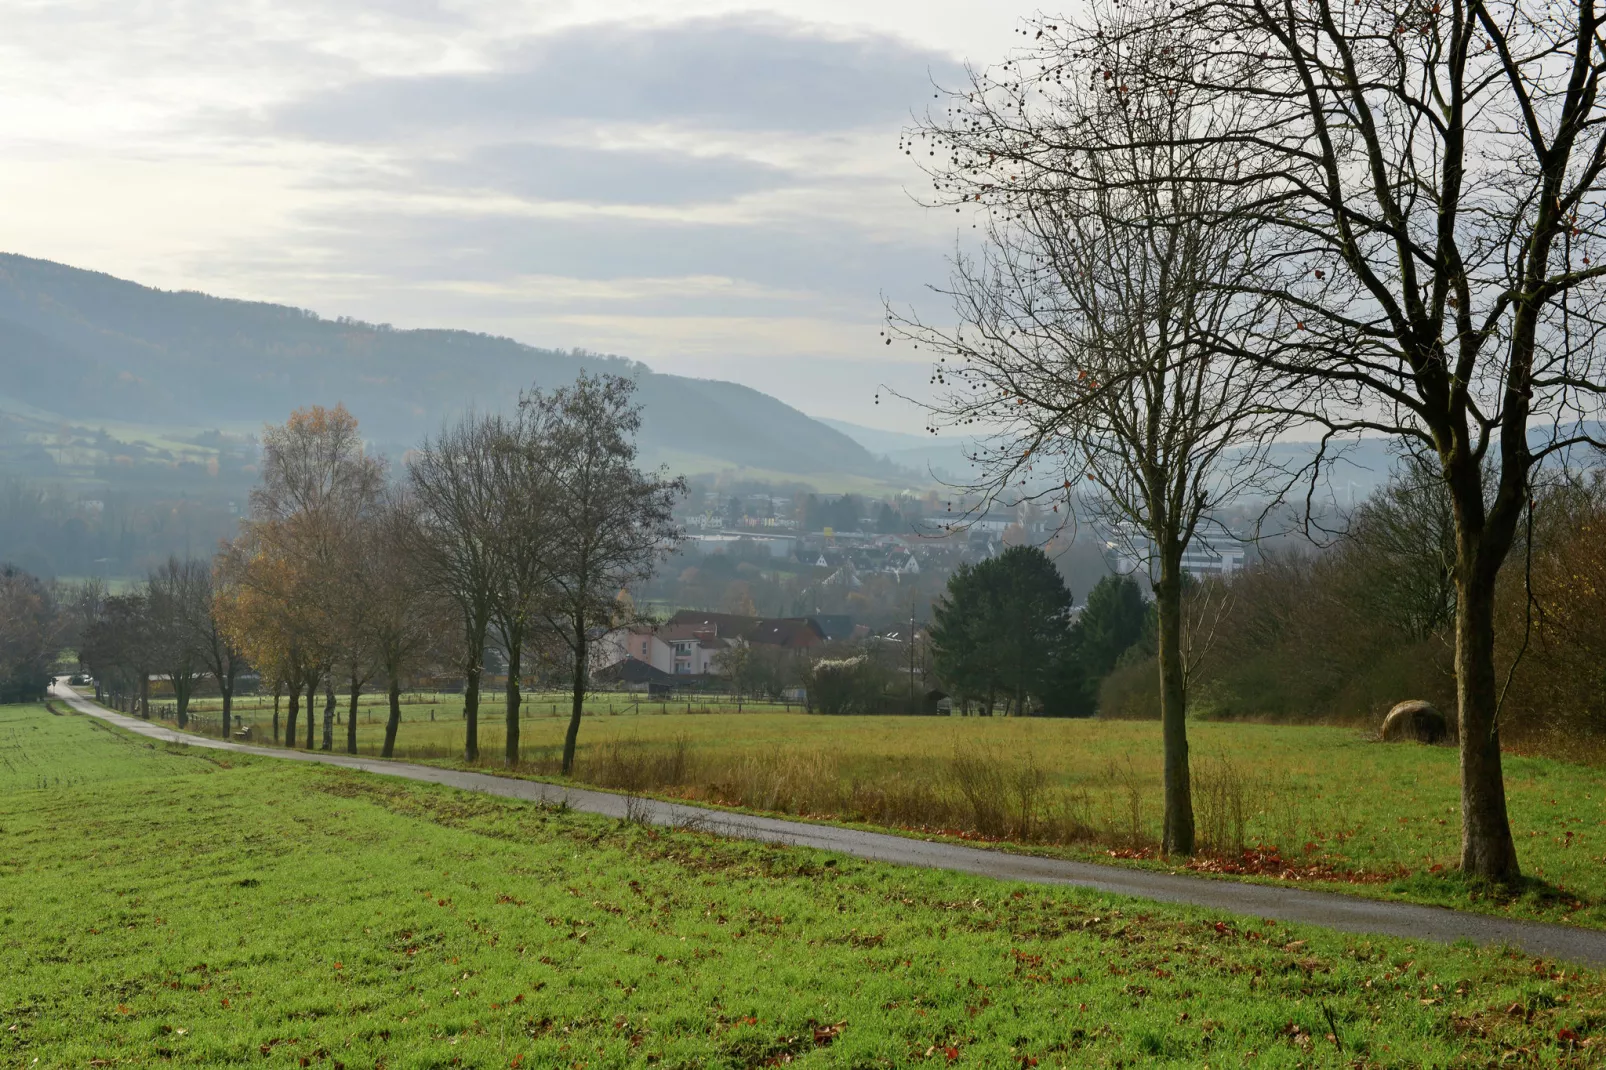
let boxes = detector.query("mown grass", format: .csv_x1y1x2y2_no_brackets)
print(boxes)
5,701,1606,1068
142,696,1606,929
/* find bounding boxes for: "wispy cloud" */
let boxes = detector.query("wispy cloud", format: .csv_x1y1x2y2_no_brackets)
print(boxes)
271,16,958,140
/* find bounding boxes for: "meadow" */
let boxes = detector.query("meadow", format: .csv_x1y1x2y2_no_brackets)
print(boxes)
4,700,1604,1068
167,693,1606,928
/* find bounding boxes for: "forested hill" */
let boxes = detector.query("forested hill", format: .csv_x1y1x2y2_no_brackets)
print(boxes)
0,253,889,477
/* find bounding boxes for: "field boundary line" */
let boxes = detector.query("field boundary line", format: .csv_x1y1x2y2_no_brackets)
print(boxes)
50,682,1606,968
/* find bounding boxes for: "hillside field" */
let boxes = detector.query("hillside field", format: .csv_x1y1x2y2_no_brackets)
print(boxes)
5,701,1606,1067
169,694,1606,928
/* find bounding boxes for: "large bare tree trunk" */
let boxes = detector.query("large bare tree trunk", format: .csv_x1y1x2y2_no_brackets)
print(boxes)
305,674,317,749
284,686,297,747
221,685,232,740
561,619,587,775
383,677,402,758
321,681,335,751
505,637,522,765
1456,568,1520,881
346,674,360,755
1155,566,1195,857
464,658,482,764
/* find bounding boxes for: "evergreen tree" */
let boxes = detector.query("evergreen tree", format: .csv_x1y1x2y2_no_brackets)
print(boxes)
930,546,1073,715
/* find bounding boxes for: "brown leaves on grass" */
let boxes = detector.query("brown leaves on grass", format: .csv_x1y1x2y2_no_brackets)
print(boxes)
744,1018,846,1066
1186,847,1405,884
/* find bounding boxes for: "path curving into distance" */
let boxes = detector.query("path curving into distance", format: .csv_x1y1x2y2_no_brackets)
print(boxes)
51,680,1606,968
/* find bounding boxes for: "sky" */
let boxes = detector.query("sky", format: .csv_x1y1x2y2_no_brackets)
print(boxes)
0,0,1026,432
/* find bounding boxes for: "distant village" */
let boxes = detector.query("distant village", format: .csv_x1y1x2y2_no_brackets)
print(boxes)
594,487,1256,689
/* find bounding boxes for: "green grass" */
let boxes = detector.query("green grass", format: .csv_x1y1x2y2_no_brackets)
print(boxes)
157,695,1606,928
4,701,1606,1068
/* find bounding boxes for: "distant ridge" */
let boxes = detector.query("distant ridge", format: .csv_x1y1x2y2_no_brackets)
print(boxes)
816,417,976,481
0,253,891,478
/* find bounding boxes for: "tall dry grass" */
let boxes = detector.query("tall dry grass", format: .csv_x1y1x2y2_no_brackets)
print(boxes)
464,733,1291,857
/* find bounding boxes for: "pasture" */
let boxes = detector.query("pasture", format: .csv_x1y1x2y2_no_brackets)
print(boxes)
165,694,1606,927
3,701,1604,1067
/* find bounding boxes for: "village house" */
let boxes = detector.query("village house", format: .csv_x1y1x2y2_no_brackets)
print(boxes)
591,610,830,681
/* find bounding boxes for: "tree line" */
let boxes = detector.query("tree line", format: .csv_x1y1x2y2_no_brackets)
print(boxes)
74,373,682,774
1099,463,1606,749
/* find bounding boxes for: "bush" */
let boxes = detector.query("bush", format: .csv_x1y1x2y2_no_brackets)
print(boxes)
803,656,889,715
1096,657,1161,719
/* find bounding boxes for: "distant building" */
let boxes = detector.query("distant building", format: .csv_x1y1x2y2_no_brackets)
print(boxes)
590,611,829,680
1106,529,1251,578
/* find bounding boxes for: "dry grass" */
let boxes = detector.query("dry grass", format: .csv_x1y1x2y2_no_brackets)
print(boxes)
488,733,1189,853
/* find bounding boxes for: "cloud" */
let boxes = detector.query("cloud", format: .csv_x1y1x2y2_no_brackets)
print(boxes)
272,15,962,141
282,204,948,314
425,273,809,304
418,142,794,205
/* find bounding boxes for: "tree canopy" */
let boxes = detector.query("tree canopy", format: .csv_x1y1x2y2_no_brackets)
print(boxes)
930,546,1073,716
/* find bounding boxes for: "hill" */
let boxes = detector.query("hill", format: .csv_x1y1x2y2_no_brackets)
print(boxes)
0,253,890,478
816,417,977,481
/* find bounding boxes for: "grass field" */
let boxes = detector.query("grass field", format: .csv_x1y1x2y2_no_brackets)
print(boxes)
5,701,1605,1068
158,693,1606,929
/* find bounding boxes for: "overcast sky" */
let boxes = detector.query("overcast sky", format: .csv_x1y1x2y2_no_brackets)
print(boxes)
0,0,1025,432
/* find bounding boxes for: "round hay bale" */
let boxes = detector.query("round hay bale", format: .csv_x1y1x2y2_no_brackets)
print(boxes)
1380,700,1449,744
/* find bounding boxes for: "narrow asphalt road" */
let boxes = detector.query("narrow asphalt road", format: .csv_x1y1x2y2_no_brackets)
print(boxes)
51,682,1606,968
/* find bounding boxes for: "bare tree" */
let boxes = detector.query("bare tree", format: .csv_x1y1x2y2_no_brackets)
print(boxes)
58,578,106,681
330,514,386,755
146,557,212,728
408,413,505,763
526,374,684,776
364,493,444,758
893,16,1297,854
487,408,559,765
1342,451,1463,644
0,564,59,704
1050,0,1606,880
199,558,246,739
80,593,154,715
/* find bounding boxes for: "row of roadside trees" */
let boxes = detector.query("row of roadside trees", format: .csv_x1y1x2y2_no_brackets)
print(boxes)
77,372,683,774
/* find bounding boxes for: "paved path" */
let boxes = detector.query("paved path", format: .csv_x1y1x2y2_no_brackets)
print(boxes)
52,682,1606,968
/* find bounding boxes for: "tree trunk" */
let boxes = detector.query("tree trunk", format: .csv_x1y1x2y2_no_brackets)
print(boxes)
286,685,299,747
221,684,233,740
463,644,483,764
1155,568,1195,857
347,674,360,755
1456,568,1521,881
505,633,522,765
383,676,402,758
561,618,587,775
306,675,317,749
321,681,336,751
174,680,190,729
